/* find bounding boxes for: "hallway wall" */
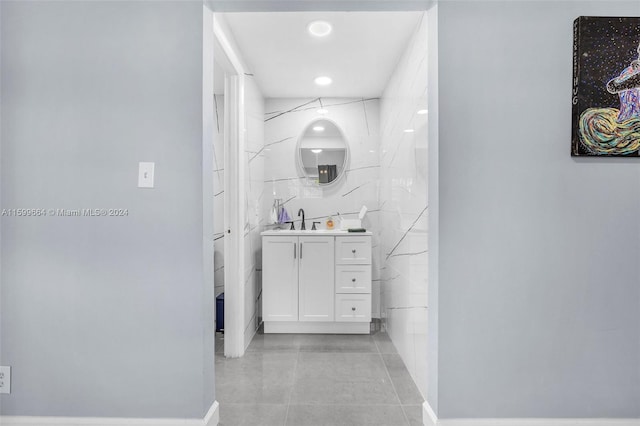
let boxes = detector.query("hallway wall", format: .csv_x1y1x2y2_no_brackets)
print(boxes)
436,0,640,419
262,97,382,316
0,0,214,418
379,13,429,400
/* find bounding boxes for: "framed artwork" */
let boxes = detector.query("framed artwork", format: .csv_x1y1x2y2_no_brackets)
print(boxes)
571,16,640,156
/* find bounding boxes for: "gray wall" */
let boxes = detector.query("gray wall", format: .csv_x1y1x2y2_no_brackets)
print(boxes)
0,1,214,418
437,0,640,418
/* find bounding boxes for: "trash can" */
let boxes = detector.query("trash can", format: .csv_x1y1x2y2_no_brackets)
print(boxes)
216,293,224,332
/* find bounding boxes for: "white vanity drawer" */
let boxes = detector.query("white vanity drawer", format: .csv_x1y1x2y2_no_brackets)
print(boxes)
335,294,371,322
335,265,371,294
335,236,371,264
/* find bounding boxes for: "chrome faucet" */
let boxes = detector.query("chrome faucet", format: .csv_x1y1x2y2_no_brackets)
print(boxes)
298,208,306,230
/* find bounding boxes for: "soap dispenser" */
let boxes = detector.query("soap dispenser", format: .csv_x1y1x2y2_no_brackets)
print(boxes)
326,215,335,230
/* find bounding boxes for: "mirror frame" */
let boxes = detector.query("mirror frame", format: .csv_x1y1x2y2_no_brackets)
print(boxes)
295,117,350,187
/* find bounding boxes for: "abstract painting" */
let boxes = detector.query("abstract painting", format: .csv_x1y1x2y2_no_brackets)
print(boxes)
572,16,640,156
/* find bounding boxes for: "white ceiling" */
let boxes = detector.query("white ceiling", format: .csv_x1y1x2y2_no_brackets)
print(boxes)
222,11,423,98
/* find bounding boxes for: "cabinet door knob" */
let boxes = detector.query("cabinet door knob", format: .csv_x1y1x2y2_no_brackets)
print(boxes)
352,307,356,311
352,278,356,282
352,249,356,254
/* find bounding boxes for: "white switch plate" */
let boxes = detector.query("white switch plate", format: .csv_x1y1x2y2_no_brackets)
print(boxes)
138,162,155,188
0,366,10,394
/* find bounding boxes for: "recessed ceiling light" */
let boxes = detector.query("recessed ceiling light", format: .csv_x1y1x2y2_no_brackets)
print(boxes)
404,129,414,133
314,76,332,86
311,149,323,154
313,126,325,132
317,108,329,115
308,21,332,37
417,109,429,115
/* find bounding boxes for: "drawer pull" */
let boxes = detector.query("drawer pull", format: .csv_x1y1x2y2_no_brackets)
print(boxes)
352,278,356,282
352,249,356,254
351,307,356,311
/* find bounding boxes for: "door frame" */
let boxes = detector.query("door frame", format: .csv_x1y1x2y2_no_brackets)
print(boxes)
213,14,246,358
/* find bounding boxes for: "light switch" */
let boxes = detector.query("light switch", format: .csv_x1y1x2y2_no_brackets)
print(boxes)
0,366,10,394
138,162,155,188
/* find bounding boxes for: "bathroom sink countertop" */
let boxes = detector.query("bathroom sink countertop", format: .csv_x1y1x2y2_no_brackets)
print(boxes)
261,229,372,236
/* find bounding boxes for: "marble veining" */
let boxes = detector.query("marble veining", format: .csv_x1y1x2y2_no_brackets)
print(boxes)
253,14,429,393
262,97,382,317
379,13,429,401
243,75,266,347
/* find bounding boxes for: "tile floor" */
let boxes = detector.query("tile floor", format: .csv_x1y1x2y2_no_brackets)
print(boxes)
215,329,424,426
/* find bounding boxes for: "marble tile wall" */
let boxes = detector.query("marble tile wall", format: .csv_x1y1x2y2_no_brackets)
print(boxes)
379,13,429,399
213,94,225,298
212,75,265,348
262,97,382,317
244,75,266,348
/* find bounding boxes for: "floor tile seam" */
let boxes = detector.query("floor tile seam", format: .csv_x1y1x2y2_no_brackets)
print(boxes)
219,402,289,406
290,379,398,386
284,403,406,407
297,350,379,354
282,349,300,426
378,351,408,424
296,350,380,354
373,334,383,354
399,404,412,426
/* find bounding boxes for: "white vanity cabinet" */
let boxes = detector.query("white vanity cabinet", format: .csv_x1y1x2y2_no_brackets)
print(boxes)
262,230,372,334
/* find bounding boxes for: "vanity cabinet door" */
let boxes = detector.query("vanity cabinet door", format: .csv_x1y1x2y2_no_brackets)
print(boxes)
298,236,335,322
262,236,299,322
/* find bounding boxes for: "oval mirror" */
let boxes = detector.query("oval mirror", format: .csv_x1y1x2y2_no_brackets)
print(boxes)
297,119,349,185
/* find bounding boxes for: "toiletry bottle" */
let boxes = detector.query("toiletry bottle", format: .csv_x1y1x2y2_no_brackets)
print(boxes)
326,216,334,230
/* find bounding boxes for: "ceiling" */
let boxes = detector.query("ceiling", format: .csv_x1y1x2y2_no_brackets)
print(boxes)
222,11,423,98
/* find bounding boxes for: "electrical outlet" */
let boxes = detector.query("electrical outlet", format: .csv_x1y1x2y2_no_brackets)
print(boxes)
0,366,11,394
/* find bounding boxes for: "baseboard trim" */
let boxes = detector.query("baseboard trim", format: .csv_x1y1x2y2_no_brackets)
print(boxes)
422,403,640,426
423,401,437,426
204,401,219,426
264,320,371,334
1,400,219,426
